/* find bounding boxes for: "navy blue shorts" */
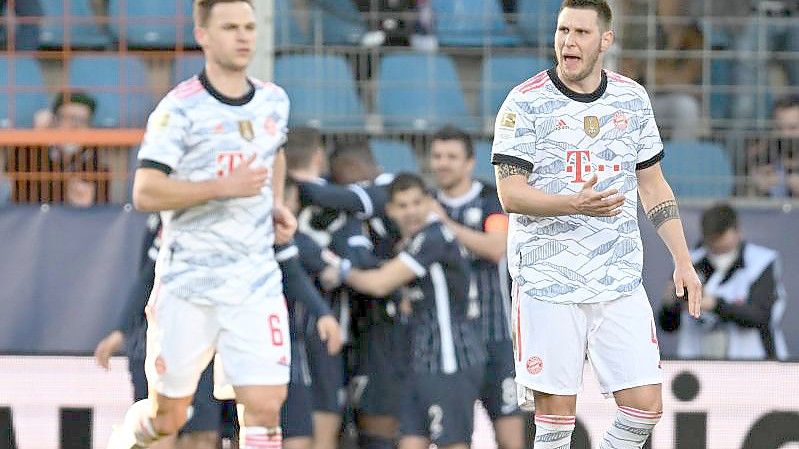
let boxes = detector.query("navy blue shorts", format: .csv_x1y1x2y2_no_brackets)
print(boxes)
480,339,522,420
399,365,484,446
305,321,345,413
354,322,410,418
281,341,314,439
128,358,223,433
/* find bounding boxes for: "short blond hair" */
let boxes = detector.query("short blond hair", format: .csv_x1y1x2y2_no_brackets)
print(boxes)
194,0,253,27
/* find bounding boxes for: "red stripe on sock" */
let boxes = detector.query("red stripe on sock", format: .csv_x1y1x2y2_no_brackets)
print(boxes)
535,415,576,425
619,406,662,419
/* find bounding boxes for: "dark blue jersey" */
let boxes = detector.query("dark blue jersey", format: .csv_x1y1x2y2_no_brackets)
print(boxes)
398,219,486,374
275,241,333,342
297,174,400,259
436,181,511,343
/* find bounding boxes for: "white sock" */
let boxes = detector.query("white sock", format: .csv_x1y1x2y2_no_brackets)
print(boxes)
240,426,282,449
599,406,662,449
534,414,575,449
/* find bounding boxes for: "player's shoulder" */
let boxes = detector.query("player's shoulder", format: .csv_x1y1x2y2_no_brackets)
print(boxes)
478,181,498,199
250,77,289,100
512,69,553,97
166,75,206,103
604,70,650,99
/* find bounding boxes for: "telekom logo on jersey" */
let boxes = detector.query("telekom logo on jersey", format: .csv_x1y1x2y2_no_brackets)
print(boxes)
565,150,620,183
216,151,244,177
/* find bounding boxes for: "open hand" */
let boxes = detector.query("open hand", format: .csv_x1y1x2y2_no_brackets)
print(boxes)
572,174,624,217
316,315,343,355
218,154,269,198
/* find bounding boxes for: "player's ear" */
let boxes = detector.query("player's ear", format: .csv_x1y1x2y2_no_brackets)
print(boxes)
194,25,207,47
600,29,614,52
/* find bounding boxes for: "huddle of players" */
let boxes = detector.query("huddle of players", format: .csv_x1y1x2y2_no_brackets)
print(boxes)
280,125,526,449
101,124,526,449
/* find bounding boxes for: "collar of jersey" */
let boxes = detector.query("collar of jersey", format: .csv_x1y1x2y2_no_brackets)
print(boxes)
198,69,256,106
437,180,483,209
547,67,607,103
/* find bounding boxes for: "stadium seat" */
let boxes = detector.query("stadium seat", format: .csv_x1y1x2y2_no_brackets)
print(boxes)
473,140,496,183
275,0,311,47
39,0,112,49
661,141,733,198
377,52,478,131
0,57,48,128
312,0,365,45
68,55,154,128
274,54,365,130
371,139,418,173
516,0,560,46
431,0,520,46
172,53,205,85
108,0,195,49
481,54,551,120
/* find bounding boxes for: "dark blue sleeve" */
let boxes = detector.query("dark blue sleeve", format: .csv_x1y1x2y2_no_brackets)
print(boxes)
398,225,452,277
294,233,327,276
276,243,333,317
298,181,388,219
298,181,367,215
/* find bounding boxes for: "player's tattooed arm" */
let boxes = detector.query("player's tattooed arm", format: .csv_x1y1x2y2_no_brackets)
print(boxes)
495,163,531,180
647,199,680,229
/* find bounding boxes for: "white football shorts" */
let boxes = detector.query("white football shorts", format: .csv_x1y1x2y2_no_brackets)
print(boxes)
511,285,662,409
144,281,291,398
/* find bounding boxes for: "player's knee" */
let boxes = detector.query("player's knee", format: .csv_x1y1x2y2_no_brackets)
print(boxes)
244,398,283,425
152,404,192,435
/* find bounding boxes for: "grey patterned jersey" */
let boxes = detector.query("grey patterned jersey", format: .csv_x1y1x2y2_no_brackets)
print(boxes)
137,71,289,305
491,68,664,304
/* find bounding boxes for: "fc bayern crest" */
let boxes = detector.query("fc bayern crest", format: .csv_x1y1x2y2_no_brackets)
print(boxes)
238,120,255,141
464,207,483,227
584,115,600,138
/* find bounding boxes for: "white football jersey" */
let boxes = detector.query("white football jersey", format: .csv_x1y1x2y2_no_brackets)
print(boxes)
492,68,663,304
138,71,289,305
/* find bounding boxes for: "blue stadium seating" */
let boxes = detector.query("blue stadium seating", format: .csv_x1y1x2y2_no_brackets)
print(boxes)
431,0,520,46
312,0,365,45
108,0,195,49
68,55,154,128
377,53,478,131
0,57,48,128
661,141,733,198
482,54,551,119
274,54,365,130
371,139,418,173
39,0,112,49
516,0,560,46
275,0,311,47
473,140,496,183
172,53,205,85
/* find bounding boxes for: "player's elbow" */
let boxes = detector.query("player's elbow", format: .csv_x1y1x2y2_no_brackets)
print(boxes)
132,183,159,212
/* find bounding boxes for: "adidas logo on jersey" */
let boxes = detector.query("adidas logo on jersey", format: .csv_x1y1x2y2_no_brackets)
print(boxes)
555,118,568,130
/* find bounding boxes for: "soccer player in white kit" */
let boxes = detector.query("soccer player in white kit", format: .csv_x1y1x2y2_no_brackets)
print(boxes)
491,1,703,448
107,1,296,448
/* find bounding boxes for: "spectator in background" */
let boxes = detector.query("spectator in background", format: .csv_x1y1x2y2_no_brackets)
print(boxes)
357,0,437,50
620,1,704,140
748,95,799,197
0,0,42,50
659,203,789,360
733,0,799,123
5,90,110,207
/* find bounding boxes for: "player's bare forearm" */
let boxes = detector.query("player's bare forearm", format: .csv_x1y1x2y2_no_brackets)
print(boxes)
637,163,691,264
133,168,222,212
272,148,286,206
344,257,416,298
444,219,506,263
495,164,576,217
